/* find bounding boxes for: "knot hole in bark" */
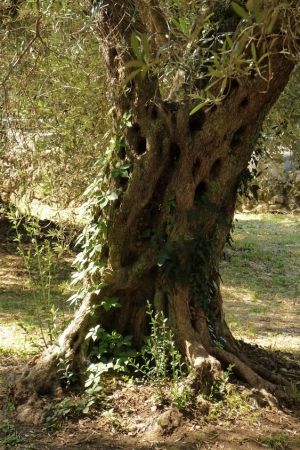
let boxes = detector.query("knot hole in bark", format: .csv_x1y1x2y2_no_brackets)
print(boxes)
170,142,180,167
194,181,207,203
136,137,146,155
118,145,126,160
189,108,206,135
209,158,222,181
129,123,147,156
229,78,239,95
230,125,245,152
150,104,158,120
240,96,249,108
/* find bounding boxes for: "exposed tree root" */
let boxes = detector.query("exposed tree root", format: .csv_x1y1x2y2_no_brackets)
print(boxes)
11,287,294,425
190,307,290,409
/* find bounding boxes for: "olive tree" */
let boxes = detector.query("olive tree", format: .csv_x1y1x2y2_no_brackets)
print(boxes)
12,0,300,424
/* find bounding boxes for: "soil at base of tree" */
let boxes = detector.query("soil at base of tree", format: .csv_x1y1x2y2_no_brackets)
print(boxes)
1,348,300,450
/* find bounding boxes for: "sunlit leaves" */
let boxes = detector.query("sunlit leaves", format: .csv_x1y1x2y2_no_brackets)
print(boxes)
123,32,154,84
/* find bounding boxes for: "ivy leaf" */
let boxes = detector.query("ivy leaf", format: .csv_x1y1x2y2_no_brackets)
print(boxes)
101,296,121,311
107,192,118,201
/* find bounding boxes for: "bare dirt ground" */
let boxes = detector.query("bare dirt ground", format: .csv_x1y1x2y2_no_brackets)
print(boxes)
1,214,300,450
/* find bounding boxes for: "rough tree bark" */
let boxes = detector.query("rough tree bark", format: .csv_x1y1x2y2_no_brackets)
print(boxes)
13,0,298,423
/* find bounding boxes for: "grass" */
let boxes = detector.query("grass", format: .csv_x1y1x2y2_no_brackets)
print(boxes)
1,212,300,356
0,241,75,354
221,213,300,352
258,432,300,449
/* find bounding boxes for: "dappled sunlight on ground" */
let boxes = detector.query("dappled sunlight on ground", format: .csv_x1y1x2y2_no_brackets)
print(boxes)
221,213,300,354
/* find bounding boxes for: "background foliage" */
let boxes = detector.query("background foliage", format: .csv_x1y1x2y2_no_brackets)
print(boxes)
0,0,299,216
0,0,110,213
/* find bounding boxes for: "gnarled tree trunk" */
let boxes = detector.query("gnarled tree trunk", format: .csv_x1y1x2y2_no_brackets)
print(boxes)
13,0,297,423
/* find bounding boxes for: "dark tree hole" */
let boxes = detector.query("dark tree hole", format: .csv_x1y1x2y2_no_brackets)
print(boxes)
131,123,140,134
70,333,79,349
231,79,239,90
240,97,248,108
192,158,201,178
75,346,81,356
231,125,245,151
136,136,147,155
116,177,128,189
210,158,222,180
170,142,180,166
249,69,256,80
111,47,118,58
102,244,109,258
210,104,217,114
189,108,206,135
37,386,51,396
121,251,139,267
151,105,158,120
118,145,126,160
194,181,207,203
157,142,163,156
113,198,121,209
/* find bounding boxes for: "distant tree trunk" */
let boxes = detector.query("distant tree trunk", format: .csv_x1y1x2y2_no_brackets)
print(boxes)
13,1,297,423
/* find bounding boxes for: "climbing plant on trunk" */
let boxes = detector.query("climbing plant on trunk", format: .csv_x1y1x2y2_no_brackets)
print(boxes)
12,0,300,424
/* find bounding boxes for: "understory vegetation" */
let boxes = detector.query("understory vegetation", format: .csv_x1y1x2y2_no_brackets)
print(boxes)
1,213,299,435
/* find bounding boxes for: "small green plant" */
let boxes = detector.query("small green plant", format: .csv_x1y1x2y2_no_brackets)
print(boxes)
130,301,185,383
0,421,21,446
57,357,78,388
209,364,234,401
170,380,193,409
101,408,128,433
290,381,300,404
83,327,138,404
88,326,138,369
45,395,96,426
0,420,15,436
259,433,289,449
128,301,194,408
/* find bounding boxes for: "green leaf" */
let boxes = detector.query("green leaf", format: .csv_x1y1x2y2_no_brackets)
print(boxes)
246,0,260,15
141,33,151,62
125,60,144,69
231,2,252,23
122,68,143,86
107,192,118,201
189,101,207,116
251,42,257,62
179,18,189,35
131,32,142,60
225,35,233,48
171,18,182,32
99,197,108,208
